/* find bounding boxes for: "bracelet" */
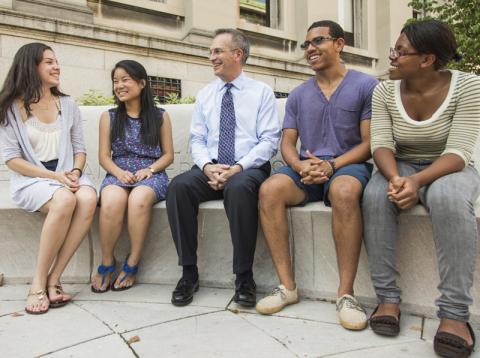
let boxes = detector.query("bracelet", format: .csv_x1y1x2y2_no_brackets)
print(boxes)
71,167,83,177
148,166,155,174
327,160,336,176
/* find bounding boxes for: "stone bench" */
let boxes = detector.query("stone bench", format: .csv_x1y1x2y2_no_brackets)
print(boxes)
2,101,480,322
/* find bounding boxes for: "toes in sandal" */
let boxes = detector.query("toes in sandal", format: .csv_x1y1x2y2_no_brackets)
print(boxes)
48,284,72,308
111,255,138,292
369,305,401,337
91,260,116,293
25,289,49,315
434,322,476,358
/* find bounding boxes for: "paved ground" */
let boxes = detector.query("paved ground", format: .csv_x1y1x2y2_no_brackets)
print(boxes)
1,284,479,357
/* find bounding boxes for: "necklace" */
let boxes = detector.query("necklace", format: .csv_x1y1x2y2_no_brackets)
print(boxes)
54,97,61,112
34,96,57,111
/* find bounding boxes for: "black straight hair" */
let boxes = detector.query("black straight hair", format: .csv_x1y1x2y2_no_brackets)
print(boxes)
308,20,345,40
110,60,163,147
0,42,66,126
401,19,461,70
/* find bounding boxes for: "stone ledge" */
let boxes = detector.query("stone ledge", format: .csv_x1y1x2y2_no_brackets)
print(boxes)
2,102,480,321
0,207,92,283
3,199,480,320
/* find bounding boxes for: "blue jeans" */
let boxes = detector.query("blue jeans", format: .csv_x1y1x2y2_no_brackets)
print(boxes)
362,160,480,321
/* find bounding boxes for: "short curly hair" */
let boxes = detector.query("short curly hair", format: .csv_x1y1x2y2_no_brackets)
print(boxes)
307,20,345,40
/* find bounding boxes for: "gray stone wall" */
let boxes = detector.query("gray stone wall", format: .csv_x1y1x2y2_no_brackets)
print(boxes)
0,0,414,100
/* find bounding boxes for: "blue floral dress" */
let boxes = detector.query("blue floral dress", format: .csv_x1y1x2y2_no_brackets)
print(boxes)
100,108,168,202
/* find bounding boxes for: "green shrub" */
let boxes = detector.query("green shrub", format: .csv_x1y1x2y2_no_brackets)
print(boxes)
78,89,195,106
78,90,115,106
163,93,196,104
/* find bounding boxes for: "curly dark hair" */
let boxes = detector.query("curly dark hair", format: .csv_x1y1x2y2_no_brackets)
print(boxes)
307,20,345,40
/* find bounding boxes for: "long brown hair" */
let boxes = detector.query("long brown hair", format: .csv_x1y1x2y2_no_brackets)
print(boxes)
0,42,66,126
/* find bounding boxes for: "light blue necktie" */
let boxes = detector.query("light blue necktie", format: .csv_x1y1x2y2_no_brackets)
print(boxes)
217,83,236,165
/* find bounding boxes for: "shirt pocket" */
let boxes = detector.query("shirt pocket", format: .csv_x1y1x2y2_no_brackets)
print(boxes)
334,103,361,130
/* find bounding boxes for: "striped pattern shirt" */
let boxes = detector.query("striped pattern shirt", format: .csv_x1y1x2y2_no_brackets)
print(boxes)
371,70,480,166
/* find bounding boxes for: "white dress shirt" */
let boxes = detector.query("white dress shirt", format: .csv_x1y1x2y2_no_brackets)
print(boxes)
190,72,281,170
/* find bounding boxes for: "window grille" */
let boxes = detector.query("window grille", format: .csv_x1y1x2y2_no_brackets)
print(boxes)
148,76,181,104
274,91,289,99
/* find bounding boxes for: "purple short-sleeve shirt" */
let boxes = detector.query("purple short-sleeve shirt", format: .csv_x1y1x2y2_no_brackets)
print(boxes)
283,69,378,158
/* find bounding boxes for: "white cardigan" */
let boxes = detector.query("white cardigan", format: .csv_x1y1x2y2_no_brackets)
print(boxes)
0,96,95,211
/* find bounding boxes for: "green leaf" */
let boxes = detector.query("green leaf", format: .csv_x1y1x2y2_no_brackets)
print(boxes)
408,0,480,74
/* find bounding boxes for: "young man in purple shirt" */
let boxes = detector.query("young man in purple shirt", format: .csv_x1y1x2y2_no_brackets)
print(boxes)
256,20,378,331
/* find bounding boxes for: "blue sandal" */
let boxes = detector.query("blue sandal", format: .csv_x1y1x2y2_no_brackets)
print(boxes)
111,255,139,291
91,261,116,293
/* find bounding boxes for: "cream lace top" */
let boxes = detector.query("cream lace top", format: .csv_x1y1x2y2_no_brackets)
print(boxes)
25,115,61,161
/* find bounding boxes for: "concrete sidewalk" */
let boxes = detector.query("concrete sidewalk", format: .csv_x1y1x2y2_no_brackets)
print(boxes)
1,284,479,357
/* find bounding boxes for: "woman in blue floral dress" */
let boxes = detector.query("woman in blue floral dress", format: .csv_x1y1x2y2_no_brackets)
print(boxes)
91,60,173,292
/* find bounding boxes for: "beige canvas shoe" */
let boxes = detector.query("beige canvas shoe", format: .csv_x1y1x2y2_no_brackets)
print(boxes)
256,284,299,315
336,294,367,330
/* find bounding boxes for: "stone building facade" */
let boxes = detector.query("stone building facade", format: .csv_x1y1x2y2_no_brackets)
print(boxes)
0,0,413,101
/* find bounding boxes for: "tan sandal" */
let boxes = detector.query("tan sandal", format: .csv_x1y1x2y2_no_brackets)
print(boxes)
25,290,49,315
48,284,72,308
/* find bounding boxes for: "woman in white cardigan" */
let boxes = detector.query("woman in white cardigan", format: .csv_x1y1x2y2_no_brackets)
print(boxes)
0,43,97,314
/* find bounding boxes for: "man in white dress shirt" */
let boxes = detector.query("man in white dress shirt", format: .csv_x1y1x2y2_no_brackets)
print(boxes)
166,28,281,307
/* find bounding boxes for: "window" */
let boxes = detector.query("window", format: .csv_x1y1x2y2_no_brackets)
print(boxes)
148,76,181,104
343,0,355,46
274,91,289,99
339,0,365,48
239,0,281,29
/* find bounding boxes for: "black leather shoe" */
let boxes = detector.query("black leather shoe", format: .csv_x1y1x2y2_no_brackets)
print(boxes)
233,280,256,307
171,277,199,307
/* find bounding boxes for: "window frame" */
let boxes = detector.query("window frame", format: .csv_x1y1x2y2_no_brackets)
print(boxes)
339,0,366,49
239,0,282,30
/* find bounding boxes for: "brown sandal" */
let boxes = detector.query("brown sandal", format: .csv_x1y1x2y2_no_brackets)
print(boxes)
369,305,401,337
434,322,475,358
25,290,49,315
48,284,72,308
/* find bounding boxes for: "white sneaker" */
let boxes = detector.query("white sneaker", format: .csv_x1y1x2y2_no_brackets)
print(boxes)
256,285,299,315
336,294,367,330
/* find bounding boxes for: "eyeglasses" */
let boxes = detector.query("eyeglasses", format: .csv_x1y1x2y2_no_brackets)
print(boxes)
208,48,239,57
300,36,337,50
389,47,420,59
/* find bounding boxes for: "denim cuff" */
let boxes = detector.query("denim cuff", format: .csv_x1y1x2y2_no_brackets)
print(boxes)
437,309,469,323
376,295,401,305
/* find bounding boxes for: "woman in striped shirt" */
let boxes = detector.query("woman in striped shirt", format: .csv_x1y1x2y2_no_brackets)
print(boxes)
363,20,480,357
